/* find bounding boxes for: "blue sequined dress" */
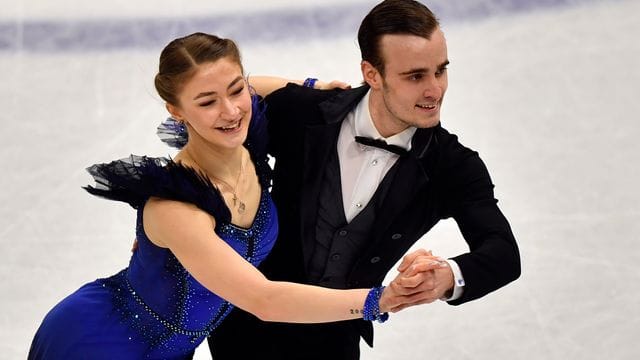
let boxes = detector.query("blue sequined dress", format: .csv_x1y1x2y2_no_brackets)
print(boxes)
29,97,277,359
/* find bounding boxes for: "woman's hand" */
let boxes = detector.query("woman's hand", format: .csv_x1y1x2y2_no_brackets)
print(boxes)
314,79,351,90
379,249,450,313
378,282,403,314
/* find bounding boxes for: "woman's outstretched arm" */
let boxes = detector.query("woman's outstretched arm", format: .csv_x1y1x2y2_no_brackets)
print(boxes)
248,75,350,97
142,198,438,323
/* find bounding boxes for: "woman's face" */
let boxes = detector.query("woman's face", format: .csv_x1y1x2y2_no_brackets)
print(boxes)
169,57,252,151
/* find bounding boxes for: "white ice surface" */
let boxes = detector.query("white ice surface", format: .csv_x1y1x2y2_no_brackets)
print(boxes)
1,1,639,359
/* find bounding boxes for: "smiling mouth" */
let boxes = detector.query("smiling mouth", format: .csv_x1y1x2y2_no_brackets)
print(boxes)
416,104,437,110
216,120,241,132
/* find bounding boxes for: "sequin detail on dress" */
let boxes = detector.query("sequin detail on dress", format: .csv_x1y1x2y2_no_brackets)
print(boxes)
84,188,277,359
28,94,277,359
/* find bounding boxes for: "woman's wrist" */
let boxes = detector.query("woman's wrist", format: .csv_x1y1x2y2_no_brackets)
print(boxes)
302,78,351,90
302,77,318,88
363,286,389,323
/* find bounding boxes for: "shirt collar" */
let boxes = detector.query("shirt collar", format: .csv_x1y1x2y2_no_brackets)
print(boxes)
354,90,416,151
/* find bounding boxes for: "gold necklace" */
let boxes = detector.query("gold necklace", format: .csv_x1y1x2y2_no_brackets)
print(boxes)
187,149,248,214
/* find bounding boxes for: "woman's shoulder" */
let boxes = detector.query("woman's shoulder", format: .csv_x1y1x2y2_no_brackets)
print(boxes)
84,155,231,222
142,194,217,248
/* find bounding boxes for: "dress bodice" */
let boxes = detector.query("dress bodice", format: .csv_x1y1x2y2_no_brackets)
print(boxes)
79,95,277,357
96,184,277,357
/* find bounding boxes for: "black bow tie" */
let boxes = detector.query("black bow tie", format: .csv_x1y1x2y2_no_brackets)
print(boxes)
354,136,408,156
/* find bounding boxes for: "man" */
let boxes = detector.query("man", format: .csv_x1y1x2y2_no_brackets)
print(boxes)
210,0,520,358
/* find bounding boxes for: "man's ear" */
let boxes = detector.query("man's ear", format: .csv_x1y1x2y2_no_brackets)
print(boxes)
361,61,383,90
166,103,183,121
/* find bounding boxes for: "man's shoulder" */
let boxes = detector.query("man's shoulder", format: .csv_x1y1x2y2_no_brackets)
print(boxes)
266,83,343,108
432,125,475,153
427,125,486,173
267,84,368,112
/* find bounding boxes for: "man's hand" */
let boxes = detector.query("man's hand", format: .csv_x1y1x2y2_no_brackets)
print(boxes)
387,249,454,312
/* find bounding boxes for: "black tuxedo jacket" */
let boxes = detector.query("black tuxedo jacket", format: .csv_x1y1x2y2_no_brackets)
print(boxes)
210,84,520,357
263,83,519,296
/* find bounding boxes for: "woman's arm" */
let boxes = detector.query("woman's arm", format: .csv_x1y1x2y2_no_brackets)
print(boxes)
248,75,350,98
143,198,397,323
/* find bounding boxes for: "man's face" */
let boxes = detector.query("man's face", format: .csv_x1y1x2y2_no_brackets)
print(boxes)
368,29,449,136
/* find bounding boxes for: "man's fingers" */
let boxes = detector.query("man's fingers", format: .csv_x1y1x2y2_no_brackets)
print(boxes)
397,249,429,272
397,249,431,272
394,270,434,289
404,258,448,276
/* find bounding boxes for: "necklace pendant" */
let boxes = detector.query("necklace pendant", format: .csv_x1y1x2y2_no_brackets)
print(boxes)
237,201,246,214
232,194,237,207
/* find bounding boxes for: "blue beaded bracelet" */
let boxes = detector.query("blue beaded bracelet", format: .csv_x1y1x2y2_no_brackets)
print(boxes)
363,286,389,323
302,77,318,89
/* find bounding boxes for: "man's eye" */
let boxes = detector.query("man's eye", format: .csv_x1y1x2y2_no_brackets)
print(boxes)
436,67,448,76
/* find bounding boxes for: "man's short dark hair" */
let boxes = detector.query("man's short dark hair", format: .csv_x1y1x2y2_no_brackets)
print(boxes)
358,0,440,75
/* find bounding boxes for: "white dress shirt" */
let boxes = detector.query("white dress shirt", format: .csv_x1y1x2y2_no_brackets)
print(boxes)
336,90,465,301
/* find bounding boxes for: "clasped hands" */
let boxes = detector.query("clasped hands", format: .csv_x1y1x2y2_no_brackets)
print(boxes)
379,249,454,313
134,237,451,315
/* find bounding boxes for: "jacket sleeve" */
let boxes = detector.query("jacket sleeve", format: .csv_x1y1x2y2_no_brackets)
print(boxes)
442,138,521,305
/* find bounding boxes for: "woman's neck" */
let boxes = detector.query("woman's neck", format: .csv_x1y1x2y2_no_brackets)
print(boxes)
180,140,245,183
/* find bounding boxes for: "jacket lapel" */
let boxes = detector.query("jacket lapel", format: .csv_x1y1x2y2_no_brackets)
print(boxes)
368,127,436,246
298,86,370,268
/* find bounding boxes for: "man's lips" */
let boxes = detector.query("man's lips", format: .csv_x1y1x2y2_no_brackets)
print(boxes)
416,103,438,110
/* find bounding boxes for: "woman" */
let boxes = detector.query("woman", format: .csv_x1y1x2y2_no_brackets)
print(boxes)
28,32,442,359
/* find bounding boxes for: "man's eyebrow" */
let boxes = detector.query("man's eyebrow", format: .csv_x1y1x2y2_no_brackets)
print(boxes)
398,60,450,76
399,68,428,76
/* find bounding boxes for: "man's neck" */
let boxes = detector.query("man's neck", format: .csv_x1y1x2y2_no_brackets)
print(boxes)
367,90,410,138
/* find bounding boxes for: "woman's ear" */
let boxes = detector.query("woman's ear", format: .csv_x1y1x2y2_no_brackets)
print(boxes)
166,103,183,121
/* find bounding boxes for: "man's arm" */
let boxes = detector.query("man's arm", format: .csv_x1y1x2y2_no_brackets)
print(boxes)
388,140,520,310
445,148,521,305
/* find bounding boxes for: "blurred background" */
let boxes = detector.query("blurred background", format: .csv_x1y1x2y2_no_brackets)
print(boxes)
1,0,639,359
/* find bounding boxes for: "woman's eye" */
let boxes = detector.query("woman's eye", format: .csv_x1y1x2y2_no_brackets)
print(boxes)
199,100,215,107
231,86,244,96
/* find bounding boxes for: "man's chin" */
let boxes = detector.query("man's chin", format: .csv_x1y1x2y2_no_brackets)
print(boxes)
414,118,440,129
